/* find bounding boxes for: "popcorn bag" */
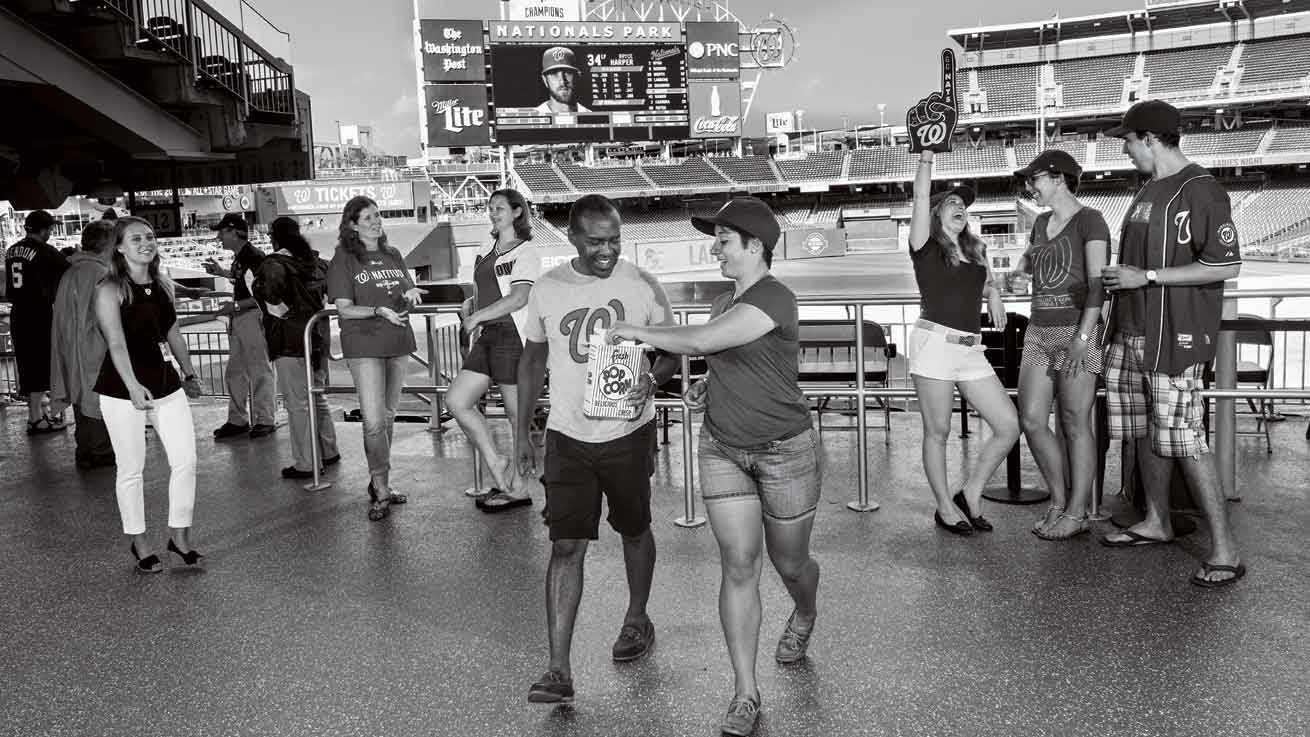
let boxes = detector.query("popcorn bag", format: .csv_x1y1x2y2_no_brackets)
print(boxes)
583,329,647,420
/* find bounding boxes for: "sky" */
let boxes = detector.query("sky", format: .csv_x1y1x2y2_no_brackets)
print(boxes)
252,0,1135,156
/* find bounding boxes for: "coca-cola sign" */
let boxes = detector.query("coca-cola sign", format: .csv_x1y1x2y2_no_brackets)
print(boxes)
425,84,491,147
688,81,741,139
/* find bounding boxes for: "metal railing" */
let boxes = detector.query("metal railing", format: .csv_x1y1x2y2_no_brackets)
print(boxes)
289,288,1310,526
88,0,295,118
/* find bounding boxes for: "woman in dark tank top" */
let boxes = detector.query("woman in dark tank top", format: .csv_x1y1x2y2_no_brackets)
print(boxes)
94,217,204,574
908,149,1020,537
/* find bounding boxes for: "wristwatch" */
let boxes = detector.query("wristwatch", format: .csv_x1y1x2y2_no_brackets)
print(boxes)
1078,332,1089,342
645,371,658,391
1145,269,1159,285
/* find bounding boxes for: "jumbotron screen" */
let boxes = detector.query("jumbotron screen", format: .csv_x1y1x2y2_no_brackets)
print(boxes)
485,21,740,145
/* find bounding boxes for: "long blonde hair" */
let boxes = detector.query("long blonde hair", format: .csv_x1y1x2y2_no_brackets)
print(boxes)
929,200,987,268
100,216,175,304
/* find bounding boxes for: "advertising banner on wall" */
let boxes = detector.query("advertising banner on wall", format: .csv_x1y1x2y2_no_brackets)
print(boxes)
256,181,416,217
419,20,486,82
685,22,740,80
783,227,847,260
688,80,742,139
425,84,492,147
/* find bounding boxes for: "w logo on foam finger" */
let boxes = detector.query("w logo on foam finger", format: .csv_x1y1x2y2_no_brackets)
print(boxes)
906,49,960,154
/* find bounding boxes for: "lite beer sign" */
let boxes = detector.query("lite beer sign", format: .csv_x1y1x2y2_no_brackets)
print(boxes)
424,84,491,147
432,98,484,133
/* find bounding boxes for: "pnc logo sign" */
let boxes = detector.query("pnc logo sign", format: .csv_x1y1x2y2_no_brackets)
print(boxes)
688,41,739,59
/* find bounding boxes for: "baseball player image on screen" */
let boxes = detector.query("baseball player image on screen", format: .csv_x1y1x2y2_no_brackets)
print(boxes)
536,47,591,114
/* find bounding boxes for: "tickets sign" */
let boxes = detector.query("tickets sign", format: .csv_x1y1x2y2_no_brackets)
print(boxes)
260,181,415,216
419,20,486,82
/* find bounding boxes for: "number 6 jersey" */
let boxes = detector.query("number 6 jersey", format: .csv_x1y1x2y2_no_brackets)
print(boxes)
523,259,674,443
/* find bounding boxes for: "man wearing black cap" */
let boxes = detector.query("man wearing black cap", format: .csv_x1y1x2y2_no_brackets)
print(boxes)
1099,99,1245,588
536,47,590,114
204,213,276,440
5,210,69,433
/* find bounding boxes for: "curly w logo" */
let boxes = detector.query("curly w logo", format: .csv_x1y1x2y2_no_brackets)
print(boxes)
1175,211,1192,245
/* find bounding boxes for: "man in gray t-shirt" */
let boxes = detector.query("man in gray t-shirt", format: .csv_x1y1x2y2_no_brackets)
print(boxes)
515,195,679,704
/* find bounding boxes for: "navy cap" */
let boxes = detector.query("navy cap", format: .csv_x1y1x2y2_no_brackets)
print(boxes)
1106,99,1181,139
929,185,975,210
1015,149,1082,180
210,213,248,232
542,47,580,74
24,210,55,231
692,197,781,250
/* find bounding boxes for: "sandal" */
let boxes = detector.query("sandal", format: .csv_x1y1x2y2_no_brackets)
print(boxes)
26,416,66,435
1035,513,1089,541
366,483,391,522
1032,504,1064,535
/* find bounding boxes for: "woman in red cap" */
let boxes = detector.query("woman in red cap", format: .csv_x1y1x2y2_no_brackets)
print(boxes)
908,149,1020,536
1013,150,1110,540
610,196,818,736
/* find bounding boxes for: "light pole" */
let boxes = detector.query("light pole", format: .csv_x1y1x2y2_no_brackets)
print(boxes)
877,103,886,147
796,109,805,152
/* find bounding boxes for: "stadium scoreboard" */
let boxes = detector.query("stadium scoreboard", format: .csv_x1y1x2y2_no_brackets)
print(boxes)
419,19,743,147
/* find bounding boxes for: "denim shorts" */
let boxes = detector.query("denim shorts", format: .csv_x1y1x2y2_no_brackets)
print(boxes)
698,425,822,523
462,322,522,385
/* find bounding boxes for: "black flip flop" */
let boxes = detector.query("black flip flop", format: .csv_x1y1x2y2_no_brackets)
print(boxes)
479,490,533,514
1190,562,1247,589
1100,530,1174,548
473,488,503,508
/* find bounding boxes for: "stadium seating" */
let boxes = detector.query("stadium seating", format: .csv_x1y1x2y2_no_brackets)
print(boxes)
1078,191,1135,234
935,144,1009,175
776,152,845,182
1232,182,1310,244
640,157,730,189
618,209,703,242
1239,35,1310,89
1058,54,1136,109
711,155,780,184
558,163,653,193
970,64,1039,116
1266,123,1310,153
1014,138,1088,169
1180,124,1269,159
849,147,914,181
529,215,567,244
516,163,572,195
1144,43,1230,96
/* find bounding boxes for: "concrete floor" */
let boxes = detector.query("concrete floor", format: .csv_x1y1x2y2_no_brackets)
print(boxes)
1,400,1306,737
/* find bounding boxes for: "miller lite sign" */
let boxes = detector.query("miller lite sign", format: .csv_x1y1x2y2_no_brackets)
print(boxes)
425,84,491,147
689,80,742,139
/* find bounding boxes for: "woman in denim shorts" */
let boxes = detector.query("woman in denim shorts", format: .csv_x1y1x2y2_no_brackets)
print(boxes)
908,149,1020,537
447,189,543,511
610,197,817,736
1013,150,1111,540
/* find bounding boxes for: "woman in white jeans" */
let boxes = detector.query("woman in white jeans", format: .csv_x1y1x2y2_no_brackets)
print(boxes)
94,217,204,573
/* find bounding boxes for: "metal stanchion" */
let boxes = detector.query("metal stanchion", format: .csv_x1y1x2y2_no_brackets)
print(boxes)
1215,295,1238,501
673,325,705,528
463,448,490,498
847,303,879,512
426,314,447,434
303,309,331,492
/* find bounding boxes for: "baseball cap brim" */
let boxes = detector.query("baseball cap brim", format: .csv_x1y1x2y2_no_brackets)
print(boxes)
1104,123,1131,139
690,215,719,238
930,185,975,208
691,212,780,249
543,64,579,74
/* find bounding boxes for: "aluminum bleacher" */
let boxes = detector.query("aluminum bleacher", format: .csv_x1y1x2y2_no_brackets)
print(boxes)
776,152,845,182
711,155,779,184
515,163,572,195
640,157,730,189
558,163,653,193
1144,43,1231,96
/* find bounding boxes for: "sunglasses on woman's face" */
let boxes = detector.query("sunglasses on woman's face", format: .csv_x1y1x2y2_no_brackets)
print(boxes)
1026,171,1057,188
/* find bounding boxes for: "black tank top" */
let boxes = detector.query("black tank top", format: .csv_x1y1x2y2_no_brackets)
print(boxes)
94,280,182,400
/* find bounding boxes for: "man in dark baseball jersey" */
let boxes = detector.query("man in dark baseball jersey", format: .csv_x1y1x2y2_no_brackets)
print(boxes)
5,210,69,433
1099,100,1245,588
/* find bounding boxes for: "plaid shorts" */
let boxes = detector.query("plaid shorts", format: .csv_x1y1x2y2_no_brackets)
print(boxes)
1104,334,1209,458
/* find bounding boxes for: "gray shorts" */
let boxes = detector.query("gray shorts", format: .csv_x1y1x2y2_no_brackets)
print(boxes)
697,425,822,523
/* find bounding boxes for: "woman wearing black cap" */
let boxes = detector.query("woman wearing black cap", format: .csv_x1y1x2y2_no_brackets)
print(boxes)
1014,150,1110,540
253,216,340,480
610,196,818,736
908,150,1020,536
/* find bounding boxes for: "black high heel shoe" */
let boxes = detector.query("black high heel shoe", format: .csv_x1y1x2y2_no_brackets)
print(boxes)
953,491,993,532
167,539,205,566
934,511,973,536
131,542,163,574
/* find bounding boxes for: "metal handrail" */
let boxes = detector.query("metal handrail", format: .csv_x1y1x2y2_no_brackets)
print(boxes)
294,285,1310,518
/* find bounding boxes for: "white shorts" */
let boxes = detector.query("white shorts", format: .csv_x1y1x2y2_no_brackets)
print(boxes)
908,320,996,383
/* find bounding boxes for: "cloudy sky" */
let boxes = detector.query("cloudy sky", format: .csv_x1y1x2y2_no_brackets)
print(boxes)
252,0,1131,155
